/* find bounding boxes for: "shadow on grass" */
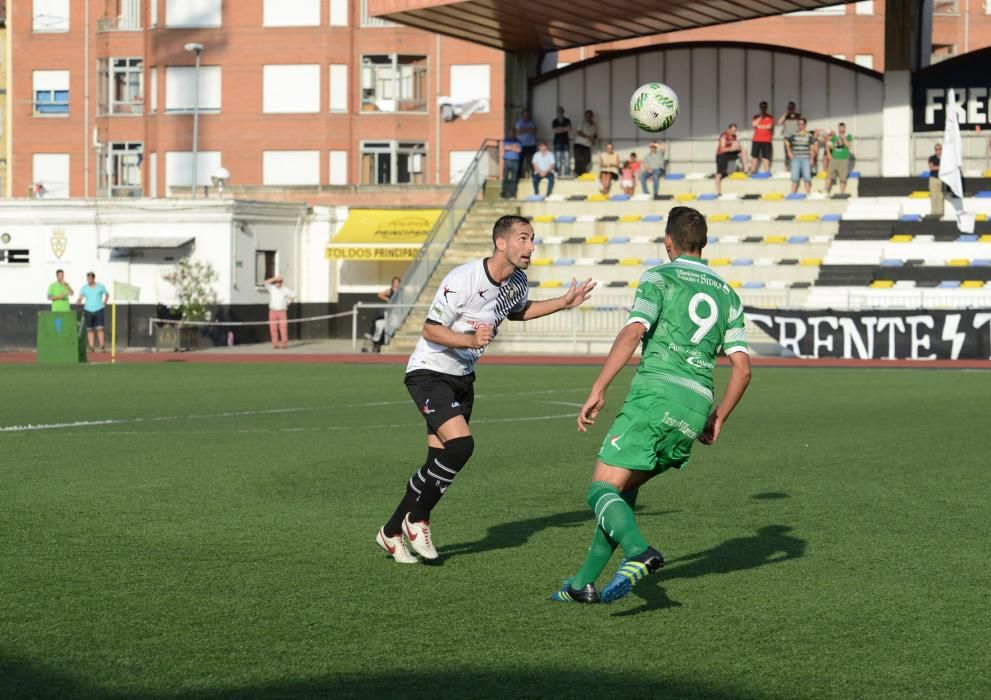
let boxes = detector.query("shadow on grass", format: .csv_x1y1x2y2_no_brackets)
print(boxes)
613,524,807,617
751,491,790,500
440,507,679,559
0,657,760,699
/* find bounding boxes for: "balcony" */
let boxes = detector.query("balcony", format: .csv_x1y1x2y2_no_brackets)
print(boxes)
97,0,141,31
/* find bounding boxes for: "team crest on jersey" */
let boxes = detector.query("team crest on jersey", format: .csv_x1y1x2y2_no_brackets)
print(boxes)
443,286,456,300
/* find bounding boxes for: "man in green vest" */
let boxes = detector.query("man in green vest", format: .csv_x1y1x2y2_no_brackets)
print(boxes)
47,269,74,311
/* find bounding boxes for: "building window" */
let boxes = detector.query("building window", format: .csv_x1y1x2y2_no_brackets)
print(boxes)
99,142,143,197
165,0,221,27
33,0,70,32
33,70,70,115
788,5,845,16
263,151,321,185
329,151,348,185
450,65,490,112
164,151,222,194
97,0,142,30
360,0,394,26
263,65,321,114
361,55,427,113
256,251,277,286
932,44,956,63
165,66,222,113
264,0,319,27
933,1,959,14
98,58,144,115
361,141,426,185
854,1,873,15
854,54,874,70
329,64,348,112
32,153,70,198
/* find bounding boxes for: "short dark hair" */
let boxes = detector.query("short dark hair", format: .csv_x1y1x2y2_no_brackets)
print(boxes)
666,207,708,253
56,268,64,275
728,122,737,129
839,122,846,127
492,215,531,244
86,271,95,278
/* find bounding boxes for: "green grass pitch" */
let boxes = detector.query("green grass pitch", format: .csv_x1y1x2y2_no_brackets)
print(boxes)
2,363,989,699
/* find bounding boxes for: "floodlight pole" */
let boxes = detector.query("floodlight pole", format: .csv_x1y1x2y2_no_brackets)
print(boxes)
185,43,204,199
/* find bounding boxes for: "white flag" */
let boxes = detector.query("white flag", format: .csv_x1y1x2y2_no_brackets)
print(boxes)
939,87,964,199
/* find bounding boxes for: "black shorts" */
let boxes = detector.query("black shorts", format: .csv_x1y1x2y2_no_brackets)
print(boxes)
84,309,105,329
751,142,772,160
716,152,737,176
405,370,475,435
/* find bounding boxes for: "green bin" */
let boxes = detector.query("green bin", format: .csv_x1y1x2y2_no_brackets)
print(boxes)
37,311,87,364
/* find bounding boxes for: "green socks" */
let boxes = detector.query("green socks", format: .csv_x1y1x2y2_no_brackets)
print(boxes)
571,484,645,588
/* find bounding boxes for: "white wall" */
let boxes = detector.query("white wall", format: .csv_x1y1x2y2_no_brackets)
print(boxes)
264,65,321,113
532,44,885,174
165,66,222,112
450,65,490,108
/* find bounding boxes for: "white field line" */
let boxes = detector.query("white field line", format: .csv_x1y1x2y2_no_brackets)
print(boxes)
0,388,586,434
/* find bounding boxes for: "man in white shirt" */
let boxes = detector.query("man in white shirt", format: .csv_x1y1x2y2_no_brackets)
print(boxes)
264,274,295,349
531,142,556,197
375,215,596,564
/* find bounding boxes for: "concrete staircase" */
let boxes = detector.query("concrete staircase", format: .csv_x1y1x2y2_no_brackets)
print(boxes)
389,199,519,352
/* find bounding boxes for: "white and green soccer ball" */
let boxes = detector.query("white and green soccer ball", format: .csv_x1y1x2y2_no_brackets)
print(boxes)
629,83,679,133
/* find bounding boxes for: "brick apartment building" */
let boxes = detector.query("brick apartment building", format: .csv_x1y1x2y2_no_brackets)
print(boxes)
11,1,991,200
11,0,502,198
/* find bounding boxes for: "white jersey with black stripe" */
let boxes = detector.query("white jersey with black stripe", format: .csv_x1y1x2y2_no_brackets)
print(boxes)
406,258,529,376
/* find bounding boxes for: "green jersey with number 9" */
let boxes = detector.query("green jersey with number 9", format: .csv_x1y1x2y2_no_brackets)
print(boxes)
627,255,749,407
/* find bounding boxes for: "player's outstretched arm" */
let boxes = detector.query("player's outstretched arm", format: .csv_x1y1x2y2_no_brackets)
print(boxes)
578,322,645,432
421,322,492,350
511,278,596,321
699,351,751,445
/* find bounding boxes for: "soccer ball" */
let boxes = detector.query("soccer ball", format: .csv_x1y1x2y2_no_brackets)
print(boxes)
630,83,679,133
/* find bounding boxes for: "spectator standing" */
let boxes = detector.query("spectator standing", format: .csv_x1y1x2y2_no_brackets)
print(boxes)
639,142,666,197
620,160,635,197
750,101,774,173
76,272,109,352
629,152,641,180
501,128,523,199
786,118,815,195
598,143,620,195
715,123,745,195
552,107,573,177
515,109,538,177
929,144,944,217
264,274,295,349
826,123,854,195
47,269,74,311
574,110,598,176
531,142,557,197
778,102,802,170
366,276,401,352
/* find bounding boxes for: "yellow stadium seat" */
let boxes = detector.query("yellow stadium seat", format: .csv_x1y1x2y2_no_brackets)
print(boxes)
620,214,641,223
620,258,641,266
728,172,747,180
729,280,742,288
708,258,731,266
674,193,695,202
962,280,985,289
980,235,991,243
628,280,639,288
539,280,562,288
797,213,819,222
800,258,822,266
947,259,969,267
578,173,596,181
909,191,929,199
977,214,988,222
586,236,608,244
815,171,827,179
871,280,895,288
588,194,608,202
764,235,786,244
532,215,555,223
708,214,730,222
531,258,553,266
761,192,784,200
890,234,913,243
983,170,991,178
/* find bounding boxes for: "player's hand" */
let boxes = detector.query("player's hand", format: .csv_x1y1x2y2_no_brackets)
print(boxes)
470,325,494,348
561,278,597,309
699,410,723,445
577,391,605,433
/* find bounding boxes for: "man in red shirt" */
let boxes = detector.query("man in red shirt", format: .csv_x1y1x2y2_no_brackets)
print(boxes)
749,101,774,174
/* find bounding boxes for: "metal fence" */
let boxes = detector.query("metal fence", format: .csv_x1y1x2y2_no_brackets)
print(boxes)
386,139,499,336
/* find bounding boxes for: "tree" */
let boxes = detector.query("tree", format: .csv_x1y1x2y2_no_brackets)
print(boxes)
163,260,219,322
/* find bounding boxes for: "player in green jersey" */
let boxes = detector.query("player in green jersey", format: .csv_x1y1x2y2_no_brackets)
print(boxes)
551,206,752,604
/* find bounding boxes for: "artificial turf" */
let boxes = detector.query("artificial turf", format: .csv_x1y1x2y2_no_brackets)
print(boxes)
1,363,989,699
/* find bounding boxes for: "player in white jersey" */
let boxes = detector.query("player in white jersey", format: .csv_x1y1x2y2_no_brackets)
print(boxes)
376,215,596,563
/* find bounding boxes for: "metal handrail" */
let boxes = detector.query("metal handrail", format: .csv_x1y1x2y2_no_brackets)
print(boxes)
386,138,499,334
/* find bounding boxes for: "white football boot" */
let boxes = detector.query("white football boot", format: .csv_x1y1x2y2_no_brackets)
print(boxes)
375,527,418,564
403,514,439,560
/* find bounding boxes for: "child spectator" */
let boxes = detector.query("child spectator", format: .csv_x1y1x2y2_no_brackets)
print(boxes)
620,160,635,197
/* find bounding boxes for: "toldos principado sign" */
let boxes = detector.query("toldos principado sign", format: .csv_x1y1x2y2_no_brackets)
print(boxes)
912,47,991,132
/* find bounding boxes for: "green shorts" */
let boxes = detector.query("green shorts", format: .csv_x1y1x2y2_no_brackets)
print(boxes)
598,386,711,473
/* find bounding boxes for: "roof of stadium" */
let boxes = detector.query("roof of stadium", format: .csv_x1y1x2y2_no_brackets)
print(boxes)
368,0,850,51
